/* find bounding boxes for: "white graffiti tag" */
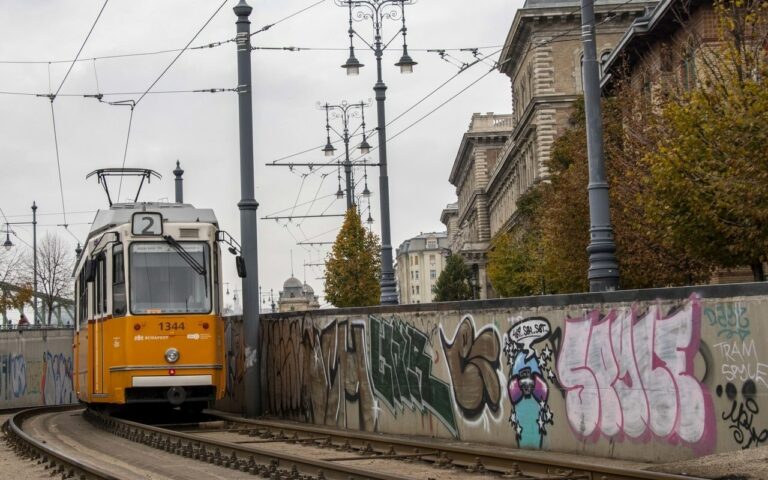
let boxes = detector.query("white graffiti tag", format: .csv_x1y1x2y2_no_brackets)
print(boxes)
556,296,714,452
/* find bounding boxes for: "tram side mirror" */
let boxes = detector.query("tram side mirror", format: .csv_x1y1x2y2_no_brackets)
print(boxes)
84,259,96,283
236,256,247,278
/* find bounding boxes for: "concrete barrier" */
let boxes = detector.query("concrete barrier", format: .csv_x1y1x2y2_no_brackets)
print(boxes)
219,282,768,463
0,327,76,408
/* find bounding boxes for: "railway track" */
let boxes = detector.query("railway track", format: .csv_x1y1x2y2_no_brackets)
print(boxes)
3,405,119,480
2,406,710,480
173,413,709,480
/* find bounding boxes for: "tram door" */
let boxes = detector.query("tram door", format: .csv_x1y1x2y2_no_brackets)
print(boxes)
93,320,104,395
92,257,106,396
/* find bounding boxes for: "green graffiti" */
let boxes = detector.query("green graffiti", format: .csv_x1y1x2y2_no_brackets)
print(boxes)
705,304,750,340
369,316,458,437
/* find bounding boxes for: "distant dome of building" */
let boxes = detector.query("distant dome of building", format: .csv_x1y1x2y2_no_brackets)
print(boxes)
278,276,321,313
283,277,303,289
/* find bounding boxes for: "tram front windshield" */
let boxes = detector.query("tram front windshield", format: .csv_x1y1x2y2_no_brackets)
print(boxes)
130,242,211,314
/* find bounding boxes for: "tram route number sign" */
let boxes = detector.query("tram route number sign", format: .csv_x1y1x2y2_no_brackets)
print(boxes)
132,212,163,236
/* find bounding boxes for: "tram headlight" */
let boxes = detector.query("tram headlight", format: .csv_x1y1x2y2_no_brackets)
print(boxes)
165,347,180,364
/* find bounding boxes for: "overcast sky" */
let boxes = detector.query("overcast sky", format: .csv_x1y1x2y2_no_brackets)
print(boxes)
0,0,521,309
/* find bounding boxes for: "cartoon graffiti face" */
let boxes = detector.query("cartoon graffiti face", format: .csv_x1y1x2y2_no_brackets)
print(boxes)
518,368,534,397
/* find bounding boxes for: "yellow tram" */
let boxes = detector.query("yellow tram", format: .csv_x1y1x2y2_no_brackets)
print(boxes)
73,199,231,410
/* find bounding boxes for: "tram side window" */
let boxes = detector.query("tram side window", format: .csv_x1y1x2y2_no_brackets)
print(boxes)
95,256,103,315
113,246,126,317
78,270,87,327
100,256,107,314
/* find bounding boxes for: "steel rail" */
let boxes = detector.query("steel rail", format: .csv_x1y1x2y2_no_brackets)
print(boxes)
87,409,415,480
3,405,119,480
209,413,708,480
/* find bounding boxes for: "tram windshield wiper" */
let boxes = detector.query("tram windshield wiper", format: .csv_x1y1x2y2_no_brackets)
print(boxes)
162,235,207,276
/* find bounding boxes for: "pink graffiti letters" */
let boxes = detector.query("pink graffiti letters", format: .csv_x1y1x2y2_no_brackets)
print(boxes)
556,295,715,452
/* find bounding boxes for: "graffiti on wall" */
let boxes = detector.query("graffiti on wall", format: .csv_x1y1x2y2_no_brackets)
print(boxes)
503,317,555,448
262,317,376,431
0,352,74,405
311,319,375,431
225,320,245,400
370,315,457,435
717,381,768,449
42,352,75,404
705,303,750,341
556,295,715,453
440,315,502,424
0,354,26,400
712,338,768,390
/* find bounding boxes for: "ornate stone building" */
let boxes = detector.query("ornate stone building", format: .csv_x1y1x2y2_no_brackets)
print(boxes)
395,232,450,304
445,114,514,299
443,0,651,298
277,277,320,312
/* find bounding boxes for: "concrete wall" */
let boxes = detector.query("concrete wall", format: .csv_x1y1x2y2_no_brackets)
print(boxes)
219,283,768,463
0,328,76,408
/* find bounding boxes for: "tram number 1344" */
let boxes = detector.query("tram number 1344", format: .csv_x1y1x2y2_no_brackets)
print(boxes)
159,322,185,331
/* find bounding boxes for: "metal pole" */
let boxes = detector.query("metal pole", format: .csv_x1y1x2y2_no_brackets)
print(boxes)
32,202,38,325
173,161,184,203
581,0,619,291
373,35,398,305
343,113,353,210
234,0,261,417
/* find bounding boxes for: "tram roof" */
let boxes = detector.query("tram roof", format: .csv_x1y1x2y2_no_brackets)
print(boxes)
90,202,218,234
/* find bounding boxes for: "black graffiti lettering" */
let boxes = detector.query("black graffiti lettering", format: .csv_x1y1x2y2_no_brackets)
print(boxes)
718,380,768,449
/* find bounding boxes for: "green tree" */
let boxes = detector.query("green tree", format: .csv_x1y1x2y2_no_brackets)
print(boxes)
487,189,542,297
536,96,710,292
643,0,768,280
324,208,381,307
433,254,473,301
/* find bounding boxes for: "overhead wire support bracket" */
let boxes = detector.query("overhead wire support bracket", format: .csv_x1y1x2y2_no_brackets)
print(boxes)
266,162,381,167
262,214,345,221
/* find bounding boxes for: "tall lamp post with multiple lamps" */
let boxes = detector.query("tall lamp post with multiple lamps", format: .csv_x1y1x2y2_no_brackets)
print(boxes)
2,202,38,324
336,0,417,305
320,100,372,210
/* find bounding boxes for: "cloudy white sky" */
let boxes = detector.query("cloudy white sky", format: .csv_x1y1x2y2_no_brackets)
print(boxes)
0,0,521,309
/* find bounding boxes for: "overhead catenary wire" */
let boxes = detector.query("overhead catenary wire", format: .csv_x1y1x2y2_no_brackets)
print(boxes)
0,88,236,97
250,0,328,37
48,103,68,227
0,0,331,66
45,0,110,232
133,0,229,107
116,105,136,202
54,0,110,98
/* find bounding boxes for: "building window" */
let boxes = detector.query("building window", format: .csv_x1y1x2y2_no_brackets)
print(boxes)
415,271,419,280
416,285,420,294
681,41,697,90
426,238,437,249
430,269,436,280
414,256,419,266
411,271,414,280
430,254,435,265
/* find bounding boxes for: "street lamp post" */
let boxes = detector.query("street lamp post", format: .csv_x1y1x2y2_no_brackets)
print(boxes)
234,0,261,417
336,0,417,305
320,100,372,210
580,0,620,291
3,202,38,324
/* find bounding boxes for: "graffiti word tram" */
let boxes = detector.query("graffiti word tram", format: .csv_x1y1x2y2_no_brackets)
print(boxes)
74,203,226,409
